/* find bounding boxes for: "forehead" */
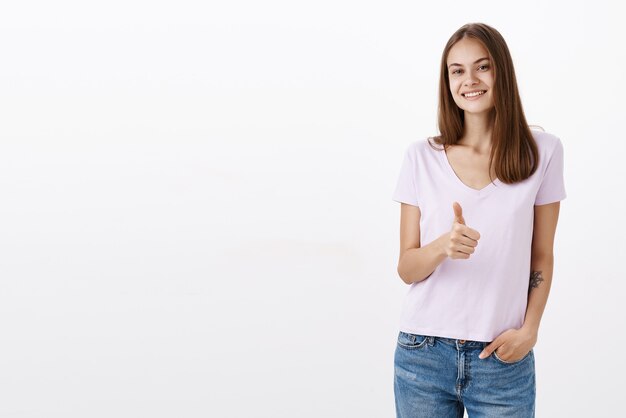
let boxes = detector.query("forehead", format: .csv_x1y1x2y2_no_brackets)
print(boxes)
447,38,489,65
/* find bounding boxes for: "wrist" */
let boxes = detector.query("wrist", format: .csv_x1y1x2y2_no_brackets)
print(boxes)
521,323,539,338
435,233,448,258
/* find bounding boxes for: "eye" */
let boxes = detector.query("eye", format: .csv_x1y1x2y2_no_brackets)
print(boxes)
451,65,490,75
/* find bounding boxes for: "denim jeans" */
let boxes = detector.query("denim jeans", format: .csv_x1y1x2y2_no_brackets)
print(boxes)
394,331,535,417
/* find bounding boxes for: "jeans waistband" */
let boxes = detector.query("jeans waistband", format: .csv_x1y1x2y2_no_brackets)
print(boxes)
434,336,488,348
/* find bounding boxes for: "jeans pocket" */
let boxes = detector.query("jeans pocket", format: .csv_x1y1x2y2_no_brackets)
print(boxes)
492,348,533,365
397,331,429,350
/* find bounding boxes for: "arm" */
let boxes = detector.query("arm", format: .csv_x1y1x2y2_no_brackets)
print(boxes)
522,201,561,337
397,203,448,284
478,201,562,361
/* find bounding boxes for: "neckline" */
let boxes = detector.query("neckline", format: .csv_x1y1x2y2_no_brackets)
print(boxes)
440,145,502,195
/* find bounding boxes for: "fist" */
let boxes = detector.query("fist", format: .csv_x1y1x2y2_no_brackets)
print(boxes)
441,202,481,259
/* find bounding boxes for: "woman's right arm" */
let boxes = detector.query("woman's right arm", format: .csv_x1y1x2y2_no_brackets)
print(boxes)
397,203,449,284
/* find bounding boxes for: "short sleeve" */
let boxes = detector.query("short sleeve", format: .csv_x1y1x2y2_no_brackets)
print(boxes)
534,137,567,205
391,143,419,207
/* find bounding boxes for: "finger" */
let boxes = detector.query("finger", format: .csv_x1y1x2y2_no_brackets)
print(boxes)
457,243,476,255
461,225,481,241
479,342,498,359
452,201,465,225
458,234,478,247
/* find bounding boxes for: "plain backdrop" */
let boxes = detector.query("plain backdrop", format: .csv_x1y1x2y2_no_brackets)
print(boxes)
0,1,624,417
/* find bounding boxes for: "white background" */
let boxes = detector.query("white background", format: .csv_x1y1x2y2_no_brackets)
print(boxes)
0,1,623,417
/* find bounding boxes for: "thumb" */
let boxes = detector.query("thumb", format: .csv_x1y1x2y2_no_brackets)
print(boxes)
479,338,499,359
453,201,466,225
479,344,493,359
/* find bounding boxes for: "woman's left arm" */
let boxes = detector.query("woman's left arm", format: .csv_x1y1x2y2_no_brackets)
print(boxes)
523,201,562,336
478,201,563,360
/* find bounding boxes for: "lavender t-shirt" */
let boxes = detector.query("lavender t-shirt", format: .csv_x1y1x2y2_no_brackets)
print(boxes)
391,130,566,342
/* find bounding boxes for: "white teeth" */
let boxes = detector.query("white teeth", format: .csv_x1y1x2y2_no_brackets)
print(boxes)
463,90,486,97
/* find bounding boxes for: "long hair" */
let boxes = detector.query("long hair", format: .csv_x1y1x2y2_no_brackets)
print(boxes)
429,22,539,184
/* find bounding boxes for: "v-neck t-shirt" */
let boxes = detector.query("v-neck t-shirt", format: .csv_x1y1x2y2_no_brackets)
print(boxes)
391,130,567,342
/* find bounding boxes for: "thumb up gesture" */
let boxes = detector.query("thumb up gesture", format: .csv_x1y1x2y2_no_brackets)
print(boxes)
439,201,481,259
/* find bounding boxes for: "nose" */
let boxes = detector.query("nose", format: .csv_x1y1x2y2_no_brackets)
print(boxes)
464,74,479,86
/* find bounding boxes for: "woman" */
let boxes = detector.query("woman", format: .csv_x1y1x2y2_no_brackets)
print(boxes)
391,23,566,417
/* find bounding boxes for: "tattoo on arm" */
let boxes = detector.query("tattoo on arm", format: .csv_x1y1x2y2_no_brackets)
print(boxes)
529,271,544,291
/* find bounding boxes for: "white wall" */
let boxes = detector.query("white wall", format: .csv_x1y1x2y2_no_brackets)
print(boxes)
0,0,622,417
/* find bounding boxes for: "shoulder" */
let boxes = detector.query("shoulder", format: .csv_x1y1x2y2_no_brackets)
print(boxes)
530,128,564,155
403,135,443,156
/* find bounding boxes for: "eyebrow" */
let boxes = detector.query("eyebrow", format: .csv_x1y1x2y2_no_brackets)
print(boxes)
448,57,490,69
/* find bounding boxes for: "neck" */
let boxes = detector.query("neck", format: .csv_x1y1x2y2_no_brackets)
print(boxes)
459,110,494,154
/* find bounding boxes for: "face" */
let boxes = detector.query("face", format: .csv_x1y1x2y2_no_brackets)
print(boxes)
446,38,495,115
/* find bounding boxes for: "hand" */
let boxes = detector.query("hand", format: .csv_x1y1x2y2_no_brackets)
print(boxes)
479,327,538,361
438,202,481,259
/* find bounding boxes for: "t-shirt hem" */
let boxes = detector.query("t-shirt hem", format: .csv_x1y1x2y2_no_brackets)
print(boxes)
392,197,419,207
534,193,567,206
399,326,493,343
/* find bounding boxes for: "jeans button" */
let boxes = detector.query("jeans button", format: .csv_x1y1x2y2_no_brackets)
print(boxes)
459,340,466,344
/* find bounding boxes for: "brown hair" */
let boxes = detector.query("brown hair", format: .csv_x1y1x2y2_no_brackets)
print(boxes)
429,22,539,184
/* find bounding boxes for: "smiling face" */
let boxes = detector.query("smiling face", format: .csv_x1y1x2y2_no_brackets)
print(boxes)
447,37,495,115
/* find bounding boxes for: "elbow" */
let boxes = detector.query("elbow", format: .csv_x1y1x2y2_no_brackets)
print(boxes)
397,264,418,285
397,265,411,285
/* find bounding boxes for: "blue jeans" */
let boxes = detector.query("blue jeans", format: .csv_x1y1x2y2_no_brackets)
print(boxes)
394,331,535,417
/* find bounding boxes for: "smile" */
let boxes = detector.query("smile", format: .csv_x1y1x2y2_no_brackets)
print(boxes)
462,90,486,98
